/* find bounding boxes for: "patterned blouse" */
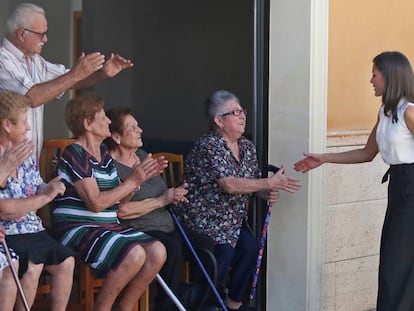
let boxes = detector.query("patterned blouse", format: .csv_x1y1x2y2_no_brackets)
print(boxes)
0,157,46,235
179,130,260,247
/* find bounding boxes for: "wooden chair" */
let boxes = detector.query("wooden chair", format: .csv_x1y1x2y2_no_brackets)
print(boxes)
77,264,141,311
32,139,75,310
37,138,75,225
152,152,184,187
38,138,75,183
152,152,190,285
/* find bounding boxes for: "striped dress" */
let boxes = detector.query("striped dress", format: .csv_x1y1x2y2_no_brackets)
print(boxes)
53,143,153,276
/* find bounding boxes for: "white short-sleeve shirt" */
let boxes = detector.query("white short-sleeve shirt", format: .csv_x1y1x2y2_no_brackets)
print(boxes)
0,38,69,161
376,97,414,165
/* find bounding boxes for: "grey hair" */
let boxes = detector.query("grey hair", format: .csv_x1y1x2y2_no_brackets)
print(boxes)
205,90,240,130
6,3,45,35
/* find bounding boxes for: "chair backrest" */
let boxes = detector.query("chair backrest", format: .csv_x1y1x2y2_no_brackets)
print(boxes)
37,138,74,226
152,152,184,187
39,138,75,183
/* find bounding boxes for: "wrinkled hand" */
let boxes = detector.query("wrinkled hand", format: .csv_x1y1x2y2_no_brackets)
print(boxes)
101,53,133,78
164,183,189,205
269,165,301,193
265,189,279,204
294,153,324,173
0,140,33,175
70,52,105,81
41,176,66,201
130,154,168,188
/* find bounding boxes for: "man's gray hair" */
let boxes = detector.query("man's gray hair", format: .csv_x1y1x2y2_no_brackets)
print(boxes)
6,3,45,35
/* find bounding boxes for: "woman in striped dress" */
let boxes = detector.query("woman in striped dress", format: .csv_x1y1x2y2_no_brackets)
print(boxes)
53,93,167,311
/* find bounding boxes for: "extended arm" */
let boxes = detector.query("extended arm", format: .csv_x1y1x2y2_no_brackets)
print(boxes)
294,119,380,173
217,165,300,194
26,53,132,108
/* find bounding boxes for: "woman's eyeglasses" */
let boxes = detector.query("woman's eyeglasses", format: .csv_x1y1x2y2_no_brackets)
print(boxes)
220,108,247,117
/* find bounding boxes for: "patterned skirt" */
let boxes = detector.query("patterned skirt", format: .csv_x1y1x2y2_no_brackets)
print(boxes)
54,222,154,277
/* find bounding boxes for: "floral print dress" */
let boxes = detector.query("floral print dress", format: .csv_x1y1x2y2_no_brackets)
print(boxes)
179,130,260,247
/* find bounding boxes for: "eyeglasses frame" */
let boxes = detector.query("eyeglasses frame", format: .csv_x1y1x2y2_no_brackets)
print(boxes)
24,28,47,39
219,108,247,117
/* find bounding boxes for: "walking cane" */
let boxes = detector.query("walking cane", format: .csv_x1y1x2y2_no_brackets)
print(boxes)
156,273,187,311
249,200,273,304
2,240,30,311
168,207,228,311
249,165,279,304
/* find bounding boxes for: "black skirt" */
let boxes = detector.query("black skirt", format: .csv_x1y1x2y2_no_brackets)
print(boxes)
377,163,414,310
5,230,76,278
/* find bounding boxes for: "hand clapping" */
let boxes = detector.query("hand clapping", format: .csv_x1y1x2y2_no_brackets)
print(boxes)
130,154,168,188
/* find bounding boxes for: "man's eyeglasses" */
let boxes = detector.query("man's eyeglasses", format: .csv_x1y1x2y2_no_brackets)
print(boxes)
24,28,47,39
220,108,247,117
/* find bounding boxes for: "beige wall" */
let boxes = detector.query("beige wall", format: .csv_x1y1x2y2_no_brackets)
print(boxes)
323,133,388,311
323,1,414,310
328,0,414,131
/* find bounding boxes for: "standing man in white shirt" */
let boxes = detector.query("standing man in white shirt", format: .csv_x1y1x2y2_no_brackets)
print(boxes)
0,3,133,161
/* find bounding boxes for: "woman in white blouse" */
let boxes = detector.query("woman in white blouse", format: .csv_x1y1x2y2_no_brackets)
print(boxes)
294,51,414,311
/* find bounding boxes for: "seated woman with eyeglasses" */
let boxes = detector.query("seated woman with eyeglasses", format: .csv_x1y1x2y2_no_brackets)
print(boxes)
178,90,301,311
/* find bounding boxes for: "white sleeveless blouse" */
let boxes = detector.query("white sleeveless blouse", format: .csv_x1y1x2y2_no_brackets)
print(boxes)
376,97,414,165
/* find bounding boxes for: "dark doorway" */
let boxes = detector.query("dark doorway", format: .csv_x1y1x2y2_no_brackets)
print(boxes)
83,0,254,153
82,0,269,309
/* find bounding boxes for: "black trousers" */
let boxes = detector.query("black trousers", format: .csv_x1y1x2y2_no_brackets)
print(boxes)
377,164,414,310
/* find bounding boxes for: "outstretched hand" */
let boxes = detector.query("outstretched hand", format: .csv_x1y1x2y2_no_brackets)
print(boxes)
294,153,324,173
101,53,133,78
268,165,301,193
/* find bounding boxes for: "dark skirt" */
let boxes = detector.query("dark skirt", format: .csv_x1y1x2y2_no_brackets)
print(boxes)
377,164,414,310
5,230,76,278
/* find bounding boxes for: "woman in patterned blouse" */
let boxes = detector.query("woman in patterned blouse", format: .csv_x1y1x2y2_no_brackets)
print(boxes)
53,93,167,311
179,90,301,311
0,140,33,310
0,91,74,311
